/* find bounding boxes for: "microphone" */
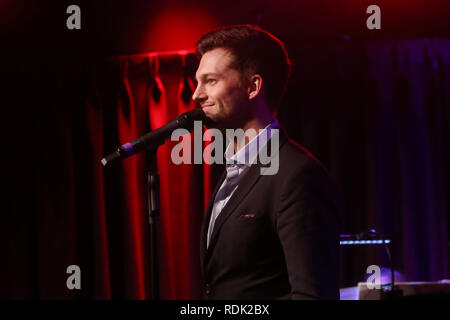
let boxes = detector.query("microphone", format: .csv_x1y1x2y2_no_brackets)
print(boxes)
101,108,205,166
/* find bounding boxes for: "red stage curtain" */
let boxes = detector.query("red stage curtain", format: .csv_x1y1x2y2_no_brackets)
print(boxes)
86,52,214,299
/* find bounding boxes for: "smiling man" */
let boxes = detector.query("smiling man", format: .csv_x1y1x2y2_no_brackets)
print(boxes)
193,25,340,300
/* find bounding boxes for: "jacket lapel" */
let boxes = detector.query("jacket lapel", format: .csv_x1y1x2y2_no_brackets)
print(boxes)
200,170,226,274
203,131,288,265
205,162,262,258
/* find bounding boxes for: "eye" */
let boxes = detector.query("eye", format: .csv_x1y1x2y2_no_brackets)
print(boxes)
207,79,217,85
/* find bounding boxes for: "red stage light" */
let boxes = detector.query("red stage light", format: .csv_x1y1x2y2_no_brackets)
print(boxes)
141,3,219,53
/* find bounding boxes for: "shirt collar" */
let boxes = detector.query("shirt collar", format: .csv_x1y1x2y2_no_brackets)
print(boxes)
225,119,279,167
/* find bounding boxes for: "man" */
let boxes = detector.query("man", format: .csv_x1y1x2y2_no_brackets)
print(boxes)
192,25,340,299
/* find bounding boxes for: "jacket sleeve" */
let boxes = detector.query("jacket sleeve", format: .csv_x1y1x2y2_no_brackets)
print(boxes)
276,159,340,300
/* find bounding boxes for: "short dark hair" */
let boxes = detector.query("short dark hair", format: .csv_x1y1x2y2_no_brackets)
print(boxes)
196,24,292,111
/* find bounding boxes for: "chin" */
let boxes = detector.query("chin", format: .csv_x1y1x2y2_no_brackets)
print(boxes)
203,117,215,129
203,116,228,131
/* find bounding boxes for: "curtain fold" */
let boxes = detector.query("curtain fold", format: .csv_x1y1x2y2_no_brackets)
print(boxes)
90,52,210,299
364,39,450,282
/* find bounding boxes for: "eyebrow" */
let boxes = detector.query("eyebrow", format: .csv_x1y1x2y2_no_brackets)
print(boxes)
195,72,221,82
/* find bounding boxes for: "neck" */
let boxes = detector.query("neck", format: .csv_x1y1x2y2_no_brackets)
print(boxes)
233,111,274,154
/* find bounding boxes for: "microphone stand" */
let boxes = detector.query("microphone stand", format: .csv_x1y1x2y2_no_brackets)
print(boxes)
100,109,205,300
146,144,162,300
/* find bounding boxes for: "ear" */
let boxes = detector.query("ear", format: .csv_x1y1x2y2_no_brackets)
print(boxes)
247,74,263,100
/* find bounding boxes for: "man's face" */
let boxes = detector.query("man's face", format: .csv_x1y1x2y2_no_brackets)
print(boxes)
193,48,250,130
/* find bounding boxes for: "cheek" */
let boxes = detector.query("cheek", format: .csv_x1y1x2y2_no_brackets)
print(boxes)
210,82,246,110
226,86,247,108
208,87,228,106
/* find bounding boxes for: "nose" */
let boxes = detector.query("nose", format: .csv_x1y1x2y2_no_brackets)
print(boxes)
192,84,207,104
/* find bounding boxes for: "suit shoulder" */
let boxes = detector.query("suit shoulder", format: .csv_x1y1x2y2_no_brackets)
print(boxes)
277,138,338,207
278,137,329,178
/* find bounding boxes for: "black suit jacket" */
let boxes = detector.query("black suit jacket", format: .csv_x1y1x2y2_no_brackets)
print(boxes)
200,130,340,300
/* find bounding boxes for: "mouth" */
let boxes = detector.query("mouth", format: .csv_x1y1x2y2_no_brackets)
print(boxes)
201,104,214,110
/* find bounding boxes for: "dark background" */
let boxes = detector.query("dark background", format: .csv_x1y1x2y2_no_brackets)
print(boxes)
2,0,450,299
